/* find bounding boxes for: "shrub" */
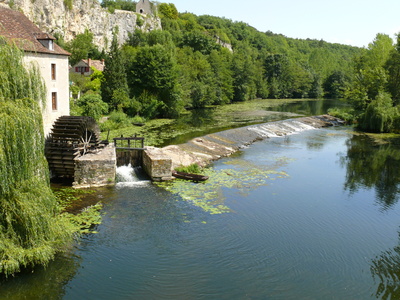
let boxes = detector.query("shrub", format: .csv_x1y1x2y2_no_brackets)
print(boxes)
63,0,73,10
136,15,144,27
77,94,108,121
327,107,355,123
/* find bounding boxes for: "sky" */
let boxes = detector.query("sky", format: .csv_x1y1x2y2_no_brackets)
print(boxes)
167,0,400,48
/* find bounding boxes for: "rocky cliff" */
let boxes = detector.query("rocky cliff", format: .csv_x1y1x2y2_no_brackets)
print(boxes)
0,0,161,50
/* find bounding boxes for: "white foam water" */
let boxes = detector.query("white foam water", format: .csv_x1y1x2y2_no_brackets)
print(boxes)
116,164,151,188
248,120,316,138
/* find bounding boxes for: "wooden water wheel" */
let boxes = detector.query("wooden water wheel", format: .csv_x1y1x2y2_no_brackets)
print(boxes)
45,116,101,178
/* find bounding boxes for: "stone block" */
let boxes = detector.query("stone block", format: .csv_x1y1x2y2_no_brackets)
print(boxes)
73,145,116,188
143,147,173,181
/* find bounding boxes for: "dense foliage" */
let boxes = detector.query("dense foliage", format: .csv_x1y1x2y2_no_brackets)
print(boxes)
92,5,360,121
68,2,400,133
101,0,136,13
0,39,75,276
337,33,400,132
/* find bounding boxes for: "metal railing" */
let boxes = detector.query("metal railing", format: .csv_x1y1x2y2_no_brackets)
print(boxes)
113,135,145,150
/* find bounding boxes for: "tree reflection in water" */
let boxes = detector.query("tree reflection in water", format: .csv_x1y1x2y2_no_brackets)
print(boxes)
340,133,400,210
341,133,400,298
0,251,80,299
371,242,400,299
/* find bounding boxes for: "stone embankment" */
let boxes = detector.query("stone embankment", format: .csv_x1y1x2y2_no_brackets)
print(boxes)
144,115,344,177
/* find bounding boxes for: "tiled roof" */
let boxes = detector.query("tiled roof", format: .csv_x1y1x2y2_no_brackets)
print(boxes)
71,59,105,72
89,59,105,71
0,6,70,56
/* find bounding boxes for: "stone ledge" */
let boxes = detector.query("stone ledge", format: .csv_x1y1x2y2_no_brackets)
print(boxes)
73,144,116,188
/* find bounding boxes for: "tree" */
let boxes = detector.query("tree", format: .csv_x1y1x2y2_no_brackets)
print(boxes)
158,3,178,19
386,34,400,103
77,93,108,120
264,54,291,98
65,29,98,65
181,30,221,55
323,70,350,98
0,38,73,276
101,30,129,111
208,49,234,105
365,33,393,69
359,92,398,132
128,44,182,117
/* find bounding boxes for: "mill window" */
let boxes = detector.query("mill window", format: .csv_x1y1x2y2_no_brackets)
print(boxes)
51,63,56,80
52,92,57,110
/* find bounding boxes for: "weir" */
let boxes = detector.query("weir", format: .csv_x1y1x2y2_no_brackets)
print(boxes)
155,115,344,175
74,115,344,185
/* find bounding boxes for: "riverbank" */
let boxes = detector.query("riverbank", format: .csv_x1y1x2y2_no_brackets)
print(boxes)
146,115,343,170
101,99,347,147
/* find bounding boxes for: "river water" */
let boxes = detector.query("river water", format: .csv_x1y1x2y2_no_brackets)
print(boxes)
2,102,400,299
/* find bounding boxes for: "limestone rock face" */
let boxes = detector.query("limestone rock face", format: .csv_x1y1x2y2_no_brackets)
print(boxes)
0,0,161,50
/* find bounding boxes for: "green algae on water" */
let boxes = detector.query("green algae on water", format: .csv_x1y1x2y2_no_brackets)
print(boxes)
157,160,290,214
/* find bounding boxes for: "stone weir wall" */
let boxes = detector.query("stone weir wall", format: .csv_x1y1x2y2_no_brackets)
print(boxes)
143,115,344,180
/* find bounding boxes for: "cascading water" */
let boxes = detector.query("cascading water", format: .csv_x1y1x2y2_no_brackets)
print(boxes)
247,119,316,138
116,164,151,187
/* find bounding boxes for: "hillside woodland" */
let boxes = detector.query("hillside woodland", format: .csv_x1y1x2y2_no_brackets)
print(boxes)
67,2,400,133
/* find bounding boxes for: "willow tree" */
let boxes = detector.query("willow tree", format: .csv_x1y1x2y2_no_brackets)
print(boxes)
0,38,74,276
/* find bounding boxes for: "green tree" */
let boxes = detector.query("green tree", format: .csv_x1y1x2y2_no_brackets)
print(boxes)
128,44,182,117
181,30,221,55
101,30,129,111
0,38,73,276
65,29,97,65
208,49,234,104
264,53,291,98
158,3,178,19
77,93,108,120
359,92,398,132
385,34,400,103
365,33,393,69
323,70,350,98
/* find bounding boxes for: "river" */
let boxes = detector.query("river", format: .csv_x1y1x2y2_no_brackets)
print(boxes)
1,100,400,299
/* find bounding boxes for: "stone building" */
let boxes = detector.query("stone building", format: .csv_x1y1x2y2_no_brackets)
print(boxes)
136,0,152,15
0,6,70,136
70,58,105,76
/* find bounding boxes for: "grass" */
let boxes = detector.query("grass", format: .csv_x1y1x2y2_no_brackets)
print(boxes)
175,163,203,174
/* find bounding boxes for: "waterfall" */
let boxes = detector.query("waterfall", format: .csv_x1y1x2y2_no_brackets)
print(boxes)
116,164,151,187
247,119,316,138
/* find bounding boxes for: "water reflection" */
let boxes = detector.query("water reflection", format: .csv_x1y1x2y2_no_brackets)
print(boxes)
340,134,400,210
0,251,80,299
267,98,347,115
371,234,400,299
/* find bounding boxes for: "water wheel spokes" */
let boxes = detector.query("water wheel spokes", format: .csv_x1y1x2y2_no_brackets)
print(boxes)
45,116,101,178
79,129,93,155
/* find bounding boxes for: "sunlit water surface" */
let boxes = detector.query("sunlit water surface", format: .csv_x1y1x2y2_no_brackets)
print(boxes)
2,126,400,299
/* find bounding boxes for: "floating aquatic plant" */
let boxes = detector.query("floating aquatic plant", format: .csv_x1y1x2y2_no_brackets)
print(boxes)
157,159,290,215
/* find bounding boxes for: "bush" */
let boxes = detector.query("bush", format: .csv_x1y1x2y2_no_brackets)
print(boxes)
77,94,108,121
327,107,355,123
136,15,144,27
100,110,132,131
108,110,129,124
